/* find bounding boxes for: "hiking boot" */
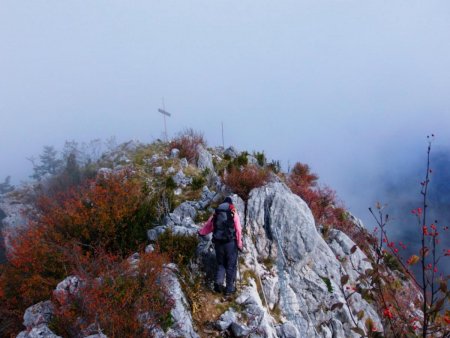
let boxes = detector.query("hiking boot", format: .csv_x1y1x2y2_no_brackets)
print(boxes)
223,290,235,301
224,288,235,297
213,283,224,294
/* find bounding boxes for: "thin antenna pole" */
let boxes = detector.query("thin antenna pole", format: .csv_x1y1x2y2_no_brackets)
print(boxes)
221,122,225,148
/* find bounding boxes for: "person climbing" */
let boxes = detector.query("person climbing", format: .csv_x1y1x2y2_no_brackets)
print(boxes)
198,196,243,297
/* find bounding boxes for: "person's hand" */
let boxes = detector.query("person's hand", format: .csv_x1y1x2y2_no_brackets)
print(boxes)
238,246,243,252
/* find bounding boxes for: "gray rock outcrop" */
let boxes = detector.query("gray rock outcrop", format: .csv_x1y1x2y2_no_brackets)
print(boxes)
224,146,238,159
173,170,192,187
0,191,30,230
16,301,60,338
0,189,33,262
170,148,180,158
173,201,197,220
22,301,55,329
196,145,214,172
16,324,61,338
236,182,382,337
162,264,199,338
180,158,189,169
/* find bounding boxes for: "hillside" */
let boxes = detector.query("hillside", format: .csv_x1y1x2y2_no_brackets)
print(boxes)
0,132,448,337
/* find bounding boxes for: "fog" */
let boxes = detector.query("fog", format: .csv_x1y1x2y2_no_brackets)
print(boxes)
1,1,450,231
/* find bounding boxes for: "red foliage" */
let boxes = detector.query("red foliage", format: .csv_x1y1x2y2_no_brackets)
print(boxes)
169,128,206,164
0,169,150,336
289,163,318,188
34,169,145,254
52,250,172,337
223,165,270,201
287,162,373,251
0,223,67,335
288,163,341,224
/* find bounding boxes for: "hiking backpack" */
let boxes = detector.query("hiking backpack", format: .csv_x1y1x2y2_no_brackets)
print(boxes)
212,203,236,242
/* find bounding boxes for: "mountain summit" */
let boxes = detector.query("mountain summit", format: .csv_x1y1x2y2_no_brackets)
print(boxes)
0,133,447,337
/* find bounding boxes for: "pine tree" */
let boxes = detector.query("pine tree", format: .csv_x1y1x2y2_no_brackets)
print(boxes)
0,176,14,194
29,146,63,180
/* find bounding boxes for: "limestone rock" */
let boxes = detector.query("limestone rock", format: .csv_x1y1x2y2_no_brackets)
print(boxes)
147,225,168,241
245,182,317,263
180,158,189,168
0,190,32,261
173,170,192,187
164,213,182,226
224,146,238,159
247,155,258,165
172,225,198,237
230,322,252,337
0,191,30,230
154,166,163,175
181,216,196,228
170,148,180,158
127,252,140,271
327,229,372,282
117,154,130,163
234,279,278,337
238,182,382,337
161,264,199,338
215,309,238,331
173,201,197,221
148,154,160,164
196,145,214,172
197,186,217,209
23,300,55,329
54,275,83,301
277,322,300,338
17,324,61,338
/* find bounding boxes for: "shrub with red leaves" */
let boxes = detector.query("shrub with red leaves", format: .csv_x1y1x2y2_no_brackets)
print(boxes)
288,163,337,224
223,165,270,202
169,128,206,163
51,250,172,337
0,169,156,336
286,162,371,248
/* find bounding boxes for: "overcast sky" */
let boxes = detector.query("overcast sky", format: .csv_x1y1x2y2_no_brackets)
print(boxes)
1,1,450,224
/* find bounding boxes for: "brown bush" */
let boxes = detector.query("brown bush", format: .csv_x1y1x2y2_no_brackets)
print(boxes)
287,162,375,253
169,129,206,163
157,229,199,266
223,165,270,201
0,169,153,336
51,250,173,337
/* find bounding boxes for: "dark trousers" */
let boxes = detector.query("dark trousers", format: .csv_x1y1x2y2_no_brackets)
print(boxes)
214,240,238,293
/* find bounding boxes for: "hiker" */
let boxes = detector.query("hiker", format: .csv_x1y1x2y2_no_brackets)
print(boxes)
198,196,243,296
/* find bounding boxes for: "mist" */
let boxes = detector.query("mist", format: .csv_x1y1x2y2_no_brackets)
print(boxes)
1,1,450,236
366,144,450,276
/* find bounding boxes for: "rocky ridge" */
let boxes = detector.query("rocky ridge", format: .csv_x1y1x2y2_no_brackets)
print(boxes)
2,143,387,337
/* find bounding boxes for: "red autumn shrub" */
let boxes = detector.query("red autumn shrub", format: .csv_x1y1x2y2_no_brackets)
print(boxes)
286,162,371,247
223,165,270,201
289,163,318,189
169,128,206,163
51,250,172,337
34,168,148,255
0,223,67,336
0,169,153,336
288,163,337,224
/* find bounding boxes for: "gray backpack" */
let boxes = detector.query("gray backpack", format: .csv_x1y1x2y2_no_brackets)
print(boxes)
212,203,235,242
